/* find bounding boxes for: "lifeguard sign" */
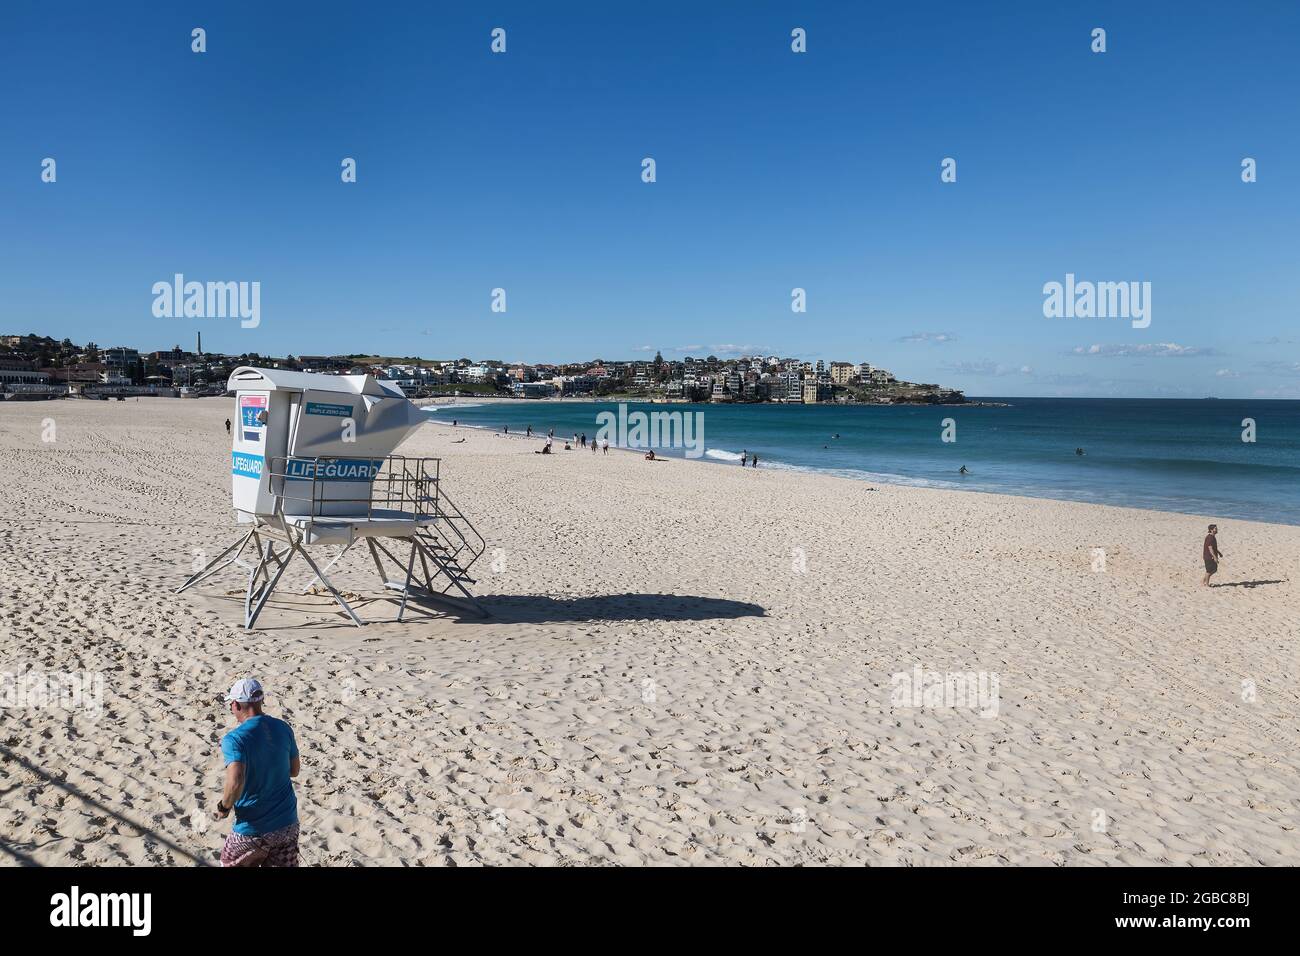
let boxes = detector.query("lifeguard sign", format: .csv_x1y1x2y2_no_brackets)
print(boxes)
178,367,486,628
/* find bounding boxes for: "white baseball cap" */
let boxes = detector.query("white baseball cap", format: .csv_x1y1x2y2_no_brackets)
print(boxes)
224,678,265,704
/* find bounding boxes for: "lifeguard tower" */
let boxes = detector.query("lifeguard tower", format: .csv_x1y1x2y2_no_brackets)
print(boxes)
177,367,486,628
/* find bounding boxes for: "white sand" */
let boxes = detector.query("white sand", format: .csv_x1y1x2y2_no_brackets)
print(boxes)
1,397,1297,865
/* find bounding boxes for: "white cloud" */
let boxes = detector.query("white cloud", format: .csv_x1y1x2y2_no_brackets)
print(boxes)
941,360,1034,377
1070,342,1216,358
898,332,955,344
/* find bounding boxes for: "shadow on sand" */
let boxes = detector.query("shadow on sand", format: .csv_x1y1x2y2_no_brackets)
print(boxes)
190,590,766,630
0,742,214,867
1213,579,1287,589
467,592,766,624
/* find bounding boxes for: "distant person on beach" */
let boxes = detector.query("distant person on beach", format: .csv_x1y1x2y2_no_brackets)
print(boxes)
453,419,457,427
504,425,509,435
741,450,747,467
601,438,609,455
526,425,532,437
959,465,968,474
225,418,231,435
1202,524,1224,587
580,433,586,447
213,678,300,867
751,454,759,468
1075,447,1085,456
645,449,657,461
548,428,554,439
591,437,598,453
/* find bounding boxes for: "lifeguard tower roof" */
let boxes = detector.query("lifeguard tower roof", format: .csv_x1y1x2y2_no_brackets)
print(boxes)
227,366,405,399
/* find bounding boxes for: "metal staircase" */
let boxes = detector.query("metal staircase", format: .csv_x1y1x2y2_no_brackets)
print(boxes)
356,456,488,620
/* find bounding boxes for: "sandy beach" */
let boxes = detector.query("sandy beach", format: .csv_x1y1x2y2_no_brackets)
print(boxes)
2,397,1298,866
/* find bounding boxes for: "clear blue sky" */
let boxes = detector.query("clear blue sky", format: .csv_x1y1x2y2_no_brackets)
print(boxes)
2,1,1297,397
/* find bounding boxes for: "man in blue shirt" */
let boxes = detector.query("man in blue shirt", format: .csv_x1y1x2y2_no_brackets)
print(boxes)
214,678,302,866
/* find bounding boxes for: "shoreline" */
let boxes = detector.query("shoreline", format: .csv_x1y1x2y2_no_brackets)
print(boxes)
422,410,1296,530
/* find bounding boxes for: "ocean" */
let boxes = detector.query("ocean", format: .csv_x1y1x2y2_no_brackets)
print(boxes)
427,398,1300,526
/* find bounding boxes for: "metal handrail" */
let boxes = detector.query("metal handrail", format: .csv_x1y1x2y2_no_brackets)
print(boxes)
263,455,484,569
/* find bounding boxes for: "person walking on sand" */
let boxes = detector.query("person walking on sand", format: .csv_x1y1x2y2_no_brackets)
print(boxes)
591,436,598,453
1202,523,1224,587
601,437,609,455
751,454,759,468
526,425,532,437
225,418,231,436
213,678,301,867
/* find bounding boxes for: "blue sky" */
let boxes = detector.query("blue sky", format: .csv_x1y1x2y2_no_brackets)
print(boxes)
2,1,1297,397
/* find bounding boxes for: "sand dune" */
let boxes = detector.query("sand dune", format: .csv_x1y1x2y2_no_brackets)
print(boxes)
1,397,1297,865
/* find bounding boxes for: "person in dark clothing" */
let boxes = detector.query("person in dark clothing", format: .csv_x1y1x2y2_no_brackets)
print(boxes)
225,418,231,435
1202,523,1224,587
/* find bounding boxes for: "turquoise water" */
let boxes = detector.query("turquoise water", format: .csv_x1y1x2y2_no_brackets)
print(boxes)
428,398,1300,526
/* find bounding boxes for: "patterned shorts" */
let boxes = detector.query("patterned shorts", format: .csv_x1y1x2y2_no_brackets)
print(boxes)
221,821,300,867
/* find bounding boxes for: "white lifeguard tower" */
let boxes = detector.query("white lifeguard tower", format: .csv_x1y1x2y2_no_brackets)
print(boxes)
177,367,486,628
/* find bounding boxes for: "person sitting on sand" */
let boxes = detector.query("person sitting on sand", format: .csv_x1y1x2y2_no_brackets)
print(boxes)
645,449,656,460
213,678,300,867
1202,523,1224,587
